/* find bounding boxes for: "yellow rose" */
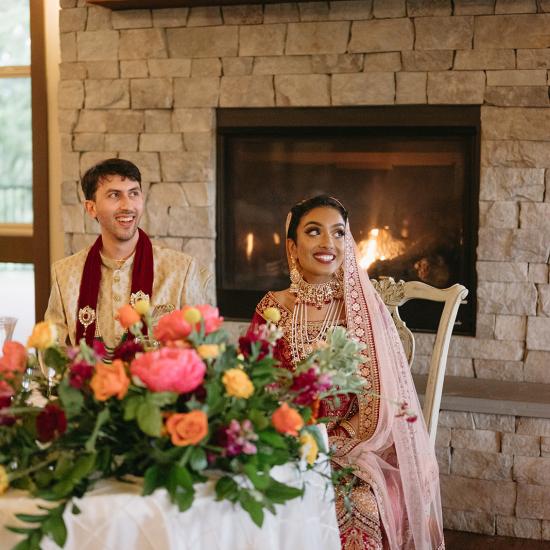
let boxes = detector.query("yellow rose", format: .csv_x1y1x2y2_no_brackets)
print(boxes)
0,465,9,495
134,299,150,316
299,432,319,465
222,368,254,399
263,307,281,324
197,344,219,360
27,321,57,350
183,307,202,325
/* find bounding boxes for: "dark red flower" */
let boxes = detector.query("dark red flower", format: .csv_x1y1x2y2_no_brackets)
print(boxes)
69,361,94,389
291,367,332,406
0,394,15,426
238,330,270,360
93,340,107,360
36,404,67,442
112,340,144,363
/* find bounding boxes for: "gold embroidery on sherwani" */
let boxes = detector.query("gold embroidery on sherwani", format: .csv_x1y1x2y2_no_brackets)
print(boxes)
45,245,212,348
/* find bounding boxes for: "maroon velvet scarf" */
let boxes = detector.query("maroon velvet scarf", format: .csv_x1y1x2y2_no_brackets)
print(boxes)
76,228,154,346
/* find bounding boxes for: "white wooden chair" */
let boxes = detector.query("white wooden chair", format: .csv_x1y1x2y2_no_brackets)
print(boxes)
371,277,468,446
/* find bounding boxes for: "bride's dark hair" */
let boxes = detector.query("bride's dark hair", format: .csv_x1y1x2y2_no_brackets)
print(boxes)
287,195,348,242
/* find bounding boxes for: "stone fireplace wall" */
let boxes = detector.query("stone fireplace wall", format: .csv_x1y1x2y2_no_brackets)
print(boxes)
58,0,550,539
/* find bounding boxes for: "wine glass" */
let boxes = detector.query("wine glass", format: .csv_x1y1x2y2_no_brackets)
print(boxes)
0,316,17,351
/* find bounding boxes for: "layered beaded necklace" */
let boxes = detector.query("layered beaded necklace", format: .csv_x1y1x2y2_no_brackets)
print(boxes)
289,268,344,363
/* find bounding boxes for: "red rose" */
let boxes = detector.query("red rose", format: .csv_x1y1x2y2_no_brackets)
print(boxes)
239,329,270,360
68,361,94,389
36,404,67,442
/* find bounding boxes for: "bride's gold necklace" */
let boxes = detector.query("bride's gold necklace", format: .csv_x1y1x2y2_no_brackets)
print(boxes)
289,268,344,309
289,269,344,363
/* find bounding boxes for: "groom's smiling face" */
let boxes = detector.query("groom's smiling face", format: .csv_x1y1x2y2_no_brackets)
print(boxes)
85,174,144,243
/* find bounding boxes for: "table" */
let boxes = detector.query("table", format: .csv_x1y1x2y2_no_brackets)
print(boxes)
0,463,341,550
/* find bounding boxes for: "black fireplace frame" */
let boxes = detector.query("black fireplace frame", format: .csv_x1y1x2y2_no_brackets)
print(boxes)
216,106,480,335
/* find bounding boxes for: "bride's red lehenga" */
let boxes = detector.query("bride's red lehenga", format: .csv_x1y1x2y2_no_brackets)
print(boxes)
249,225,445,550
251,292,384,550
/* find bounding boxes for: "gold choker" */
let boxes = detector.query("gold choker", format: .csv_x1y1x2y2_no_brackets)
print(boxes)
289,268,344,309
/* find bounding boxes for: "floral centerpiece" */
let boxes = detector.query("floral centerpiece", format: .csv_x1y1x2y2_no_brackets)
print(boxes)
0,302,366,550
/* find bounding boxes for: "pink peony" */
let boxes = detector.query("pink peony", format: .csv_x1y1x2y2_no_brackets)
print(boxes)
194,305,223,335
153,310,193,343
130,347,206,394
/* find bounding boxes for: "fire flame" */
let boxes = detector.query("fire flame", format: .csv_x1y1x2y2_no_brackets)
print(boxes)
357,228,406,270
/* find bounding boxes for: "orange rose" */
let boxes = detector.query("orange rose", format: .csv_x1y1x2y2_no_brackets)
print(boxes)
272,403,304,436
165,410,208,446
90,360,130,401
116,304,141,329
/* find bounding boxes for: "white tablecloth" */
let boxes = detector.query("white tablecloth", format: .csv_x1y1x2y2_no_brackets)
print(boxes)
0,463,341,550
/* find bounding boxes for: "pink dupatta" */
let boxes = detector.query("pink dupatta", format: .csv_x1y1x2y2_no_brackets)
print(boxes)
339,224,444,549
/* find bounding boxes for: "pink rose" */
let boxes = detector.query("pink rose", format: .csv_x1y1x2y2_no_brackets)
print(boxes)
195,305,223,335
130,348,206,394
153,310,193,343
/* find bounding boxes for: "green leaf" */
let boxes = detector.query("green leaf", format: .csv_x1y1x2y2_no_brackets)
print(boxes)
51,478,74,499
53,453,74,480
42,514,67,547
123,395,143,421
58,380,84,418
265,479,304,504
189,448,207,472
136,401,162,437
167,464,194,495
6,526,34,535
258,430,288,449
175,489,194,512
14,513,48,524
239,490,264,527
11,537,33,550
70,453,96,482
248,409,268,430
143,465,163,496
85,408,110,453
243,463,270,490
303,425,327,454
43,347,68,371
148,392,178,408
215,476,239,502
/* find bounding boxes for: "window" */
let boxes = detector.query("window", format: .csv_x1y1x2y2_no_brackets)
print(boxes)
0,0,49,341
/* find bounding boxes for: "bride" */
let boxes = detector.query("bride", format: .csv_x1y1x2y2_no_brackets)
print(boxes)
249,195,444,549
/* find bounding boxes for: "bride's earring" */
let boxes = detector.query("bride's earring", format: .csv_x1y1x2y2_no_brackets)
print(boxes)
289,257,301,293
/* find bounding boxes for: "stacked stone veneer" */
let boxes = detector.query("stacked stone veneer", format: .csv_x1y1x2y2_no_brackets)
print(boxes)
58,0,550,539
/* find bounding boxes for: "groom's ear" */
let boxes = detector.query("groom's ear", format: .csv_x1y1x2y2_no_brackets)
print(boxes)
84,200,97,220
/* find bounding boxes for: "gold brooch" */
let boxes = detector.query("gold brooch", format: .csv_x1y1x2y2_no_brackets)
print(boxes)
78,306,96,329
130,291,150,306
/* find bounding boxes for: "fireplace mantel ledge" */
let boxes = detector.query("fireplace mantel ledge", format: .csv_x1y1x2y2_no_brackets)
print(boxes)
87,0,324,9
414,375,550,419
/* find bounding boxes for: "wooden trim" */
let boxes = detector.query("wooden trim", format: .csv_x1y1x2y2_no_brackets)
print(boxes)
0,66,31,78
88,0,325,8
30,0,50,321
218,106,482,129
0,224,33,237
0,236,34,263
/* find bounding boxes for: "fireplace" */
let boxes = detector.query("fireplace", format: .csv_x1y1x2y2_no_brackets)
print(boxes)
216,106,479,335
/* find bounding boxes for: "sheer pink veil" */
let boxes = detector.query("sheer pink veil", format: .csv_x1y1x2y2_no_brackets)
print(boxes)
342,223,444,550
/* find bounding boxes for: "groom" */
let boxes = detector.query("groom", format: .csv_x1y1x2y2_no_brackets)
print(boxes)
45,158,212,350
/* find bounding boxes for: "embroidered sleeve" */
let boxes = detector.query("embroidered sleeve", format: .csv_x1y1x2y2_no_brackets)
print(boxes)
180,258,214,306
44,263,70,346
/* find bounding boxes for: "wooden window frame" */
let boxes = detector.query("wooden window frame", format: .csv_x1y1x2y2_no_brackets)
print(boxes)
0,0,50,320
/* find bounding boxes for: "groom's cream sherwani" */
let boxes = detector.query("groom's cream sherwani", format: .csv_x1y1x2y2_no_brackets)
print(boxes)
45,245,213,348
